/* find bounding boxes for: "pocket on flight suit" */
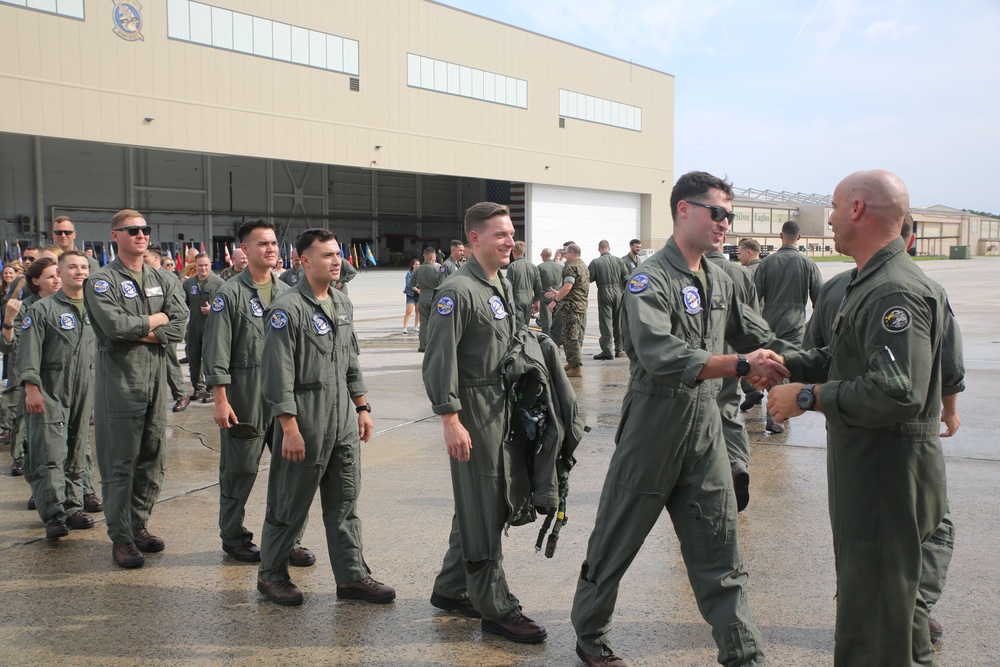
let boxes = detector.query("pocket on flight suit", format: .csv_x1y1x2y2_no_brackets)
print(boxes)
683,489,733,563
335,444,359,502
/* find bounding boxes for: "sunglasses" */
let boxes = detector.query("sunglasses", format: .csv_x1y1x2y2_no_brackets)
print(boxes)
684,200,736,224
114,225,152,237
52,230,74,236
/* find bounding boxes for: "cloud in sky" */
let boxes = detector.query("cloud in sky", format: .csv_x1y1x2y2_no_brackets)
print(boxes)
437,0,1000,212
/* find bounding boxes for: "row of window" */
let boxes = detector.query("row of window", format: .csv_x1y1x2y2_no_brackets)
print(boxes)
559,89,642,132
730,208,795,235
166,0,359,76
406,54,527,110
0,0,83,19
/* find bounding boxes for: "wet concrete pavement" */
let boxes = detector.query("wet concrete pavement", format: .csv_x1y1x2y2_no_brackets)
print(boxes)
1,257,998,666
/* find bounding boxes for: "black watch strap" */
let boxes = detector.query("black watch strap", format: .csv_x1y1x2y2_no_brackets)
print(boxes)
355,403,371,413
735,354,751,377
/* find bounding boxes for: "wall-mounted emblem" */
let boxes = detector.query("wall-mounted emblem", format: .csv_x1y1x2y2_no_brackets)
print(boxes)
112,0,144,42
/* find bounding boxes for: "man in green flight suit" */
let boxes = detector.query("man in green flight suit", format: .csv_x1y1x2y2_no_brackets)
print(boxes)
799,211,963,655
536,247,562,336
441,239,464,278
18,251,96,539
546,243,588,377
506,240,543,328
571,171,791,667
737,238,766,411
85,209,188,569
422,202,547,645
255,228,394,606
182,253,225,403
203,220,315,567
413,246,441,352
144,246,191,412
587,240,627,360
768,170,951,667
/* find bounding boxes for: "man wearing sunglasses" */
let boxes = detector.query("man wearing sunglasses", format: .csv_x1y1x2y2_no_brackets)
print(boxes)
51,216,100,274
85,210,188,569
571,171,792,667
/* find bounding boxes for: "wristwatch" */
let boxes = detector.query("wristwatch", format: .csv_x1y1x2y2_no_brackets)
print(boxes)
735,354,750,377
796,384,817,411
1,322,12,330
355,403,372,414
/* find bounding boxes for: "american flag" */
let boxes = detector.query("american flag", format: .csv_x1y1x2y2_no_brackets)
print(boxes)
485,180,526,227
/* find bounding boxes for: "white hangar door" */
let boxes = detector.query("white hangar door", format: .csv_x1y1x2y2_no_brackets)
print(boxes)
527,185,641,264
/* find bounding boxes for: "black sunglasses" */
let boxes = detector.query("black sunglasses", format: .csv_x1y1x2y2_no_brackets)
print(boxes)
52,230,74,236
684,200,736,224
114,225,152,237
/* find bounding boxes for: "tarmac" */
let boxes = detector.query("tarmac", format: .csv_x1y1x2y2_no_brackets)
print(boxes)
0,255,998,667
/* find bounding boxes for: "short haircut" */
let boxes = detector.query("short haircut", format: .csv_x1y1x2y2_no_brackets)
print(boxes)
146,245,163,258
423,246,437,256
195,252,211,262
111,209,143,228
238,219,275,244
541,248,552,259
450,239,464,249
59,249,87,264
629,238,641,246
598,240,610,251
562,241,576,248
464,202,510,239
42,244,62,256
670,171,734,219
739,238,761,253
514,241,526,255
296,228,337,257
901,213,914,240
565,243,581,256
53,216,73,225
781,220,800,238
25,257,56,295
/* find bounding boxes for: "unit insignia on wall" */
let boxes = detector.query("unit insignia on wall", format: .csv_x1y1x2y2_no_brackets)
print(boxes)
112,0,144,42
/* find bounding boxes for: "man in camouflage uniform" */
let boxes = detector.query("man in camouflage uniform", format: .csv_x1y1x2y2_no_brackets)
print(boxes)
546,243,588,377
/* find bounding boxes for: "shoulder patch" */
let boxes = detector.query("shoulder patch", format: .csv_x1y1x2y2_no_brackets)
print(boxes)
628,273,650,293
59,313,76,330
436,296,455,316
681,285,703,315
312,312,332,335
121,281,138,299
21,316,32,330
882,306,912,333
946,298,955,317
211,295,225,312
249,297,264,317
488,295,508,320
270,310,288,329
93,280,111,294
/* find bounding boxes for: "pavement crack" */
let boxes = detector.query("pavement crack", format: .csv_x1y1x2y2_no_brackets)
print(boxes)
170,424,219,453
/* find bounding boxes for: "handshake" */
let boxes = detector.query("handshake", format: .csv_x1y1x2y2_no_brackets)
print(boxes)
742,349,789,390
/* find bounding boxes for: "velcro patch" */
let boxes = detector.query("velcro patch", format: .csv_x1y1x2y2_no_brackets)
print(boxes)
882,307,912,333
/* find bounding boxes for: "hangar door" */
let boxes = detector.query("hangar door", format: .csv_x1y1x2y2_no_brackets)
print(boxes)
528,185,641,263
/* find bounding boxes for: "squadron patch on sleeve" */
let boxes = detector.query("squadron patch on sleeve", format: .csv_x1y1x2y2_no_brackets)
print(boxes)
59,313,76,330
488,295,508,320
682,285,703,315
628,273,650,293
249,297,264,317
882,306,912,333
436,296,455,316
21,316,32,330
121,281,139,299
93,280,111,294
211,296,225,312
270,310,288,329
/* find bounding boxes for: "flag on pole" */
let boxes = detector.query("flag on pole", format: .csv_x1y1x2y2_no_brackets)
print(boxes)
16,243,22,261
110,241,116,262
223,243,232,267
352,244,361,268
101,243,107,266
364,244,377,267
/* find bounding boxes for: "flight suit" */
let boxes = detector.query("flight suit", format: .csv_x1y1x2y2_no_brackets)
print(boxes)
441,256,462,279
505,256,543,329
536,259,563,336
183,272,226,395
572,237,787,665
17,291,94,526
1,286,35,467
753,244,823,346
705,250,758,472
783,238,949,667
557,258,589,368
587,252,627,356
414,261,441,351
0,280,27,436
258,281,371,586
620,251,641,275
422,253,521,622
279,267,301,286
337,257,358,294
156,268,187,402
85,259,187,545
203,270,289,549
803,257,963,666
743,257,761,281
218,266,243,281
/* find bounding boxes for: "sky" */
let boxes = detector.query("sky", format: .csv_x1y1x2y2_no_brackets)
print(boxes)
436,0,1000,214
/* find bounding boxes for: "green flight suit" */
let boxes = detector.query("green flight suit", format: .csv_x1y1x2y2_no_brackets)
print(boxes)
587,252,627,356
536,259,563,337
414,262,441,351
279,267,301,286
17,291,94,526
620,252,641,275
1,284,34,465
804,261,963,665
557,258,589,368
753,244,823,346
203,271,289,548
705,250,758,471
85,259,188,545
422,254,522,622
572,237,787,665
218,266,243,282
743,258,761,281
505,256,543,329
157,268,187,402
337,257,358,295
258,281,371,585
183,272,226,394
784,238,949,667
441,256,461,279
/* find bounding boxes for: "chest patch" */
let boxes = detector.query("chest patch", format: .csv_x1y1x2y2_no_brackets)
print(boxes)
882,306,912,333
249,297,264,317
313,313,332,335
289,273,299,284
270,310,288,329
682,285,702,315
190,284,199,295
488,295,508,320
436,296,455,316
93,280,110,294
121,281,139,299
60,313,76,330
21,316,32,330
211,296,225,312
628,273,650,293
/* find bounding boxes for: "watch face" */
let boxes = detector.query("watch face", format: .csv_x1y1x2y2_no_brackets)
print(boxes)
796,387,813,410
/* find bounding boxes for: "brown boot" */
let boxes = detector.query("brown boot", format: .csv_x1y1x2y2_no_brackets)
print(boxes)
481,614,547,644
113,542,145,569
257,577,303,606
576,642,628,666
565,365,583,377
336,576,396,603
